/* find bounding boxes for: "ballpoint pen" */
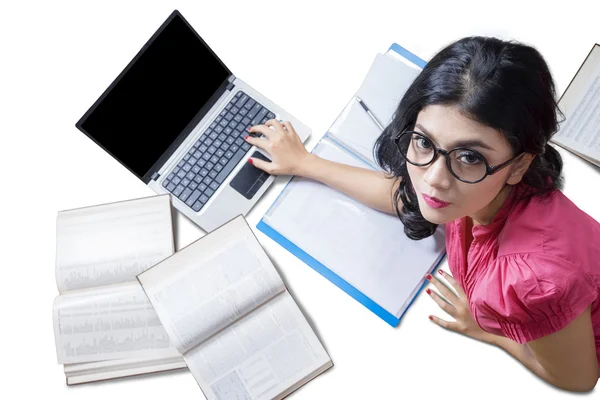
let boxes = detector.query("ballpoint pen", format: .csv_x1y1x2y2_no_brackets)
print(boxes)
355,96,385,131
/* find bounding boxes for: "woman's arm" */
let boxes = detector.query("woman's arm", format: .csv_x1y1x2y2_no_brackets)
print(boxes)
487,306,599,392
427,272,598,392
247,120,401,215
299,153,400,214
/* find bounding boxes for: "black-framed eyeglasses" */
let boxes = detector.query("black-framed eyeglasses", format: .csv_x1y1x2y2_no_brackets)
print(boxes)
394,131,523,184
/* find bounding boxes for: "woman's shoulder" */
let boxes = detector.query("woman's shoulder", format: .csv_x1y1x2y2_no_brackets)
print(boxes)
472,251,598,343
498,186,600,266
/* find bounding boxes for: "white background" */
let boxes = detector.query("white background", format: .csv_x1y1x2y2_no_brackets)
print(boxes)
1,0,599,398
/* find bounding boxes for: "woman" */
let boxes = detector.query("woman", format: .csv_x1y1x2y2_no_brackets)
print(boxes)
244,36,600,391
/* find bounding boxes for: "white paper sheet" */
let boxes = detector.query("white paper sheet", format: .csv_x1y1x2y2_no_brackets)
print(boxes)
264,139,445,318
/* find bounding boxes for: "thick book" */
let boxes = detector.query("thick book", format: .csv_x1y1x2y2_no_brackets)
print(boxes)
256,44,446,327
137,215,332,400
551,43,600,167
52,194,185,384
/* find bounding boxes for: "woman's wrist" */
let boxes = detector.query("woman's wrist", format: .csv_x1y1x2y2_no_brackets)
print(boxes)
294,152,321,179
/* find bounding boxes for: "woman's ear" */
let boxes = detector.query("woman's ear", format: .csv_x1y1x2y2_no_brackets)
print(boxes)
506,153,536,185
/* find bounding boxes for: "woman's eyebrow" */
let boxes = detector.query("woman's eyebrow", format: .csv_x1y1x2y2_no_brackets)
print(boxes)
415,123,495,151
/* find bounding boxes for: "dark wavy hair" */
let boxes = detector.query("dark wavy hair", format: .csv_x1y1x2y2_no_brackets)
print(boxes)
374,36,564,240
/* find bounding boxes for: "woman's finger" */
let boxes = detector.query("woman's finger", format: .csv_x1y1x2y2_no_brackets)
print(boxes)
248,156,273,174
426,288,457,317
244,135,270,152
429,315,460,332
265,119,286,135
248,124,275,139
438,270,466,297
280,120,297,136
426,273,459,304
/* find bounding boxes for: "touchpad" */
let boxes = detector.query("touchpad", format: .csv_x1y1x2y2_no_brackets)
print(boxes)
229,151,272,200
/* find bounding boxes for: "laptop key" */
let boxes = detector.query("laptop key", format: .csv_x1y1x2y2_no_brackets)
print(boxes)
205,188,215,198
209,170,218,179
166,182,176,192
211,155,220,164
199,194,209,204
206,162,215,170
267,112,276,120
215,148,247,184
162,179,170,188
182,163,192,172
247,103,261,119
173,185,185,196
231,106,239,114
199,183,208,192
189,181,198,190
242,142,251,151
181,178,191,187
209,181,219,191
172,176,181,185
186,189,202,207
192,201,203,212
180,188,192,202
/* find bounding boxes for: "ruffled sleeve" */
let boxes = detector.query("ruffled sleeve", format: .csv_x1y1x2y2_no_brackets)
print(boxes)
494,253,597,343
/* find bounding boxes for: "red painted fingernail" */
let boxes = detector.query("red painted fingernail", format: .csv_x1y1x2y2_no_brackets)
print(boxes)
426,274,432,281
244,136,249,140
438,270,444,275
426,288,431,295
247,127,251,131
428,315,433,321
248,158,253,165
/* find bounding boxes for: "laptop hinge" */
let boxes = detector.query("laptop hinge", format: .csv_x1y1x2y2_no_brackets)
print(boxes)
150,171,160,181
226,81,235,91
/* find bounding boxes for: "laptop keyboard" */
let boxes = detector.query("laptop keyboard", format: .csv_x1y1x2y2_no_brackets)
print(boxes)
161,91,274,212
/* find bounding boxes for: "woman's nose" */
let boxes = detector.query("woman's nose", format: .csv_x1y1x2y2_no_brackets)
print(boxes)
423,154,451,190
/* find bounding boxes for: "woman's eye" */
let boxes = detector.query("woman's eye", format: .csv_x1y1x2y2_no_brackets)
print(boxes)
457,151,481,165
416,138,432,149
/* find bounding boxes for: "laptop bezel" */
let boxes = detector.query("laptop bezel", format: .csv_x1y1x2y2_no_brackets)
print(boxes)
75,9,234,184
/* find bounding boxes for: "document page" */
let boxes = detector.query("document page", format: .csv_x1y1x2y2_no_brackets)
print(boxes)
55,194,174,293
185,291,332,400
552,45,600,164
53,282,179,364
329,53,421,165
263,139,445,317
138,216,286,354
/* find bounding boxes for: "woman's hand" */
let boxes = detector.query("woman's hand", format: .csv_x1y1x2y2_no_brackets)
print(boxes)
426,270,493,344
245,119,311,176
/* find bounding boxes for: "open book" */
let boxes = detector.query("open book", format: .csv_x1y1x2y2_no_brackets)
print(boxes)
52,194,185,384
256,44,446,327
137,215,332,400
552,43,600,167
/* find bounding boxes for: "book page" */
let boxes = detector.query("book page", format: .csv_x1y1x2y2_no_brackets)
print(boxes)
55,194,174,293
552,45,600,163
263,139,446,318
63,355,186,385
185,291,332,400
328,53,421,165
53,282,180,364
138,216,286,355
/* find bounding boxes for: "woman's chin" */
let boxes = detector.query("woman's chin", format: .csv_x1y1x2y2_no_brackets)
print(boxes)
419,204,455,225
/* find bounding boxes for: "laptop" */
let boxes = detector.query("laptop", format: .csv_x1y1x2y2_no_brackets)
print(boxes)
75,10,311,232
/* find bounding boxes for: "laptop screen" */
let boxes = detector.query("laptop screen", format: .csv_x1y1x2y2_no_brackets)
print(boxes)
76,12,231,182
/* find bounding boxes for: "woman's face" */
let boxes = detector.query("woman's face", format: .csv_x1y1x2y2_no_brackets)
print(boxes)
406,104,520,225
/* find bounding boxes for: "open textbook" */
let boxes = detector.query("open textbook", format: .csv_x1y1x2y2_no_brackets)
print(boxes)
552,43,600,167
52,194,185,384
257,44,446,327
138,215,332,400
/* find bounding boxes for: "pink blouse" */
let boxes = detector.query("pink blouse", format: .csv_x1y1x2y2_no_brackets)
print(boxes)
445,182,600,366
